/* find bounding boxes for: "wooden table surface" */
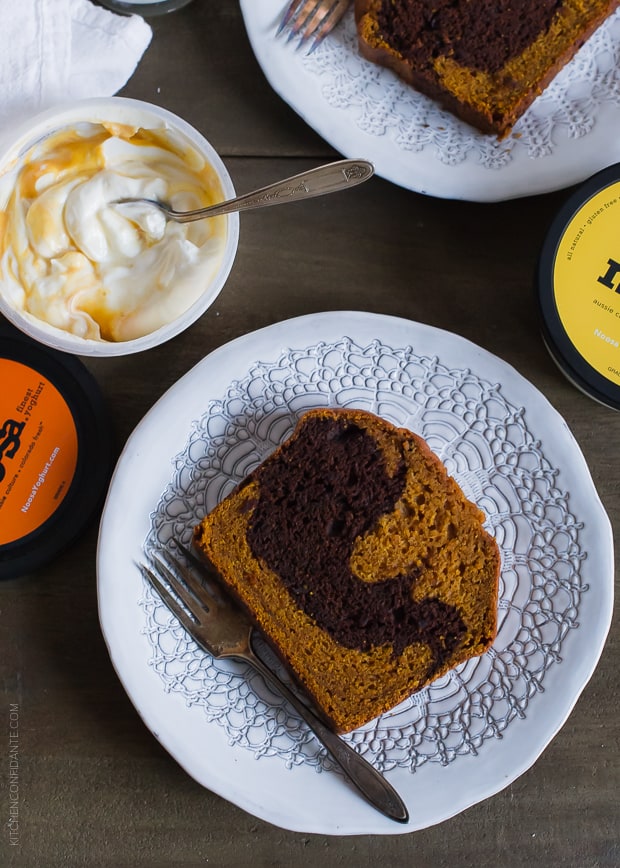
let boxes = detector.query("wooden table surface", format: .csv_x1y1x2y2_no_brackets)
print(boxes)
3,3,619,866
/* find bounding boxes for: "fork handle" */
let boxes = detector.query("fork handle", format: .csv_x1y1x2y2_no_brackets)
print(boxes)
246,646,409,823
169,159,374,222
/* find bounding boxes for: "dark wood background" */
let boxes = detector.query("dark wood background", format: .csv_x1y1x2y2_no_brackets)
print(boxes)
2,3,618,865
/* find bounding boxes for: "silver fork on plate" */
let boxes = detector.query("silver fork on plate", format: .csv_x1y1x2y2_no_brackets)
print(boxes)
277,0,351,52
139,541,409,824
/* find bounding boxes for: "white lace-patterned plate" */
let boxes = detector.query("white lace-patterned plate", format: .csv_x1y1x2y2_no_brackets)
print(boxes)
97,312,613,835
239,2,620,201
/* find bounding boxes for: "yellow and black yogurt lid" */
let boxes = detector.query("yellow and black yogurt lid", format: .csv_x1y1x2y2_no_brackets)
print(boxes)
0,322,114,579
538,163,620,410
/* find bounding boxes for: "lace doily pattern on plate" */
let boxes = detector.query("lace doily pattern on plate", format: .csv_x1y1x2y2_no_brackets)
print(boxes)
302,9,620,167
142,338,585,773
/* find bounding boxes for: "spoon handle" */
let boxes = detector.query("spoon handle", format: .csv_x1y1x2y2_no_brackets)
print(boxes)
170,159,374,222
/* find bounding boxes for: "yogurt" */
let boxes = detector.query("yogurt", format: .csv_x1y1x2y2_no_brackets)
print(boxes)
0,121,228,342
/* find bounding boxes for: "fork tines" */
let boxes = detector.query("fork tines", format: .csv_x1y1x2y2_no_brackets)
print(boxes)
277,0,350,53
140,547,206,632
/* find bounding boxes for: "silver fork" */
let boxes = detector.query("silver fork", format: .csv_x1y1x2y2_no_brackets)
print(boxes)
140,541,409,824
277,0,351,52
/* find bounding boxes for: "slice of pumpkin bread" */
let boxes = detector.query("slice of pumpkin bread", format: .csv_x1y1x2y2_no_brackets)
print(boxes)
193,407,500,733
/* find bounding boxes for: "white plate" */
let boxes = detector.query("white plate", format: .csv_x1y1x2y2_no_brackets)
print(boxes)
97,311,613,835
240,2,620,201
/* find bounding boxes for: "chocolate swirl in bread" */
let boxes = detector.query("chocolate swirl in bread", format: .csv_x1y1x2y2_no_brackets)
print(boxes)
247,413,466,669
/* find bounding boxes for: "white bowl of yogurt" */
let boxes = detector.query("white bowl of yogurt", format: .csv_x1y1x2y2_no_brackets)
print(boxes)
0,97,239,356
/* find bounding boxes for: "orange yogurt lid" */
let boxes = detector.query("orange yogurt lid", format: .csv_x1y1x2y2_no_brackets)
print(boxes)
0,321,114,578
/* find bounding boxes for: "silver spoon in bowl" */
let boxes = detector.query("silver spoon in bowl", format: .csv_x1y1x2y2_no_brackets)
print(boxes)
114,158,374,224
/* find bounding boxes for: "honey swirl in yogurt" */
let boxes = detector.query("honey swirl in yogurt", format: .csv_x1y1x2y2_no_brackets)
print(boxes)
0,122,227,342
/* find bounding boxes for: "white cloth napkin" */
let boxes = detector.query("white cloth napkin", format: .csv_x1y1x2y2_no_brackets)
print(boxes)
0,0,152,133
